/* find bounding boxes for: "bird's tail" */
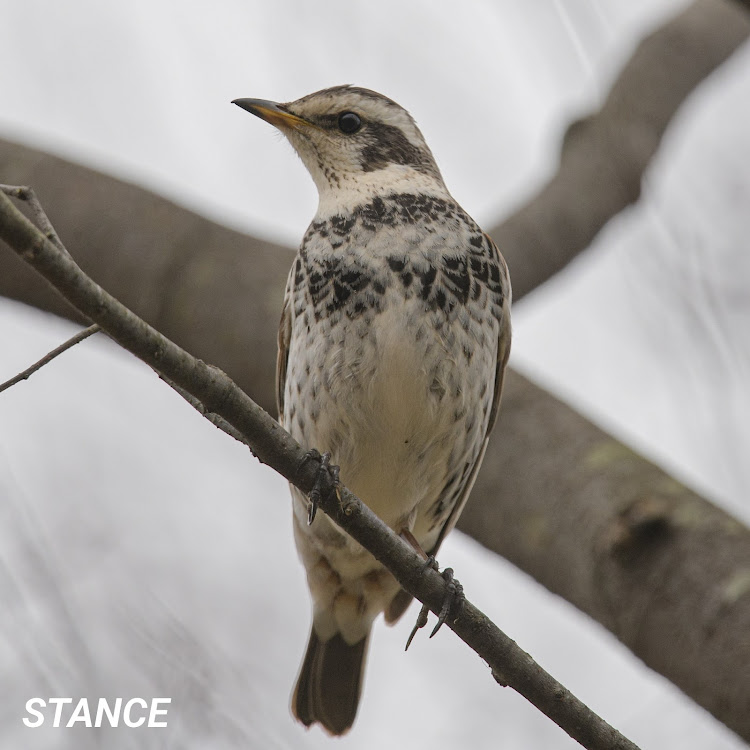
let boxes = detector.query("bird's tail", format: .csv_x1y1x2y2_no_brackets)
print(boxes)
292,628,370,736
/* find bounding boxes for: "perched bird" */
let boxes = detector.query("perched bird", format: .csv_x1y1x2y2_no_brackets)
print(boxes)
233,86,511,735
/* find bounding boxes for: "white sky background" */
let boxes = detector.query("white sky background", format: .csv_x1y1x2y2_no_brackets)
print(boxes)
1,1,749,748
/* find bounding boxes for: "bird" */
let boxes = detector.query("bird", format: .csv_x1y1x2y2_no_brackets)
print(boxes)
233,85,511,735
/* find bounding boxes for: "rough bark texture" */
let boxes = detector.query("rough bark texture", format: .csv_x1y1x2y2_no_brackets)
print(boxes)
2,0,750,739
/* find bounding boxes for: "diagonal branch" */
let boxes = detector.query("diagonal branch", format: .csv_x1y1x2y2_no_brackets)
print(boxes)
488,0,750,300
0,189,640,750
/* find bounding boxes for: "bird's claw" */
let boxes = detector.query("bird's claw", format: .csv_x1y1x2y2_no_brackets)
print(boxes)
405,603,429,651
299,449,340,525
404,563,464,649
431,567,463,637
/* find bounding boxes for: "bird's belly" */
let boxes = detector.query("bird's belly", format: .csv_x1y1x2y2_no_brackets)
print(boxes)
333,345,445,526
285,302,488,535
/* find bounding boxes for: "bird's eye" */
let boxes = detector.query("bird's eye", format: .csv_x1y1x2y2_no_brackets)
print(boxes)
338,111,362,134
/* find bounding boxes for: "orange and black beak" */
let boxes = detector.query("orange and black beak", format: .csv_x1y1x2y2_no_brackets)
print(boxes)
232,98,311,131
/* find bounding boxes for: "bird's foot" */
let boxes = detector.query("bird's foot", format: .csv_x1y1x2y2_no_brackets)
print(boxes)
298,449,340,525
431,567,463,636
405,560,464,650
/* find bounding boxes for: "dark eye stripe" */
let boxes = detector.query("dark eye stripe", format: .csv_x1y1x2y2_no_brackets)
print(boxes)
359,121,437,176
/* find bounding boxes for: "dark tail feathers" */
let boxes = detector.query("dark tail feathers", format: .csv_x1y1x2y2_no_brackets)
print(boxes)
292,629,369,735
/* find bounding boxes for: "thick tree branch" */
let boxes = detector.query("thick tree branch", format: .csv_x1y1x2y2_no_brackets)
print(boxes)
464,372,750,741
0,189,640,750
488,0,750,299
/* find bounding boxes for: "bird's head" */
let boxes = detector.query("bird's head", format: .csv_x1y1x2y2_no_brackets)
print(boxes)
233,85,448,212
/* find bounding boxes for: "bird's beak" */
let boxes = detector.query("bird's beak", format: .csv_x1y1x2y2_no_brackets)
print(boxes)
232,98,311,131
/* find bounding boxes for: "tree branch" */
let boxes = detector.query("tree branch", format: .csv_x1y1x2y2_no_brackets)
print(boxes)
488,0,750,300
463,370,750,741
0,189,641,750
157,370,258,451
0,183,67,252
0,184,101,393
0,322,100,394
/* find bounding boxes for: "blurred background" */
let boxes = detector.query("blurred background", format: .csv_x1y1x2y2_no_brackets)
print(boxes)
1,0,749,748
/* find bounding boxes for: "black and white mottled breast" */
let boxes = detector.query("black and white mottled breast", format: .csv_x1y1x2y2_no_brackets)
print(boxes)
293,192,507,325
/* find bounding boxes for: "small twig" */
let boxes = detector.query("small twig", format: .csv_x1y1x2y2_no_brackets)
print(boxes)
0,324,101,394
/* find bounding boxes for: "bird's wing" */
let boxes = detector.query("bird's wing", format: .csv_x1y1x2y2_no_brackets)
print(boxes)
276,266,295,420
429,233,512,557
483,233,512,437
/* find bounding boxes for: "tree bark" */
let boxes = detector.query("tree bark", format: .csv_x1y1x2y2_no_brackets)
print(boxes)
489,0,750,299
1,0,750,739
466,370,750,740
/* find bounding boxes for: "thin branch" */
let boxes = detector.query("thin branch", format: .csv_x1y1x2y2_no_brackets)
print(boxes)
0,189,641,750
0,323,100,394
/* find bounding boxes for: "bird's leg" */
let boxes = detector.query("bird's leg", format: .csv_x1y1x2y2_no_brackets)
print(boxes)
400,528,429,560
298,449,340,525
401,532,465,648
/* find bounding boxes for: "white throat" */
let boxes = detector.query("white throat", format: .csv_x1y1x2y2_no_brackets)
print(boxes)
314,164,451,220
